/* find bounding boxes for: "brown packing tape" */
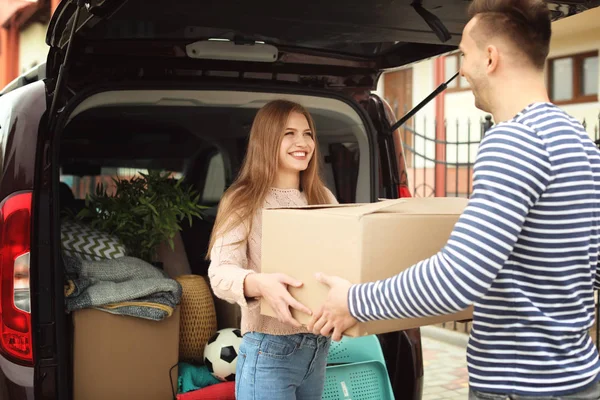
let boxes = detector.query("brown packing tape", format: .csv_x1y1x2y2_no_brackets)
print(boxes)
266,196,470,218
322,198,408,217
264,198,408,216
265,202,362,211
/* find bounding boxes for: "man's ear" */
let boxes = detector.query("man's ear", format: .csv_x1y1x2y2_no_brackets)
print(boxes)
486,45,500,74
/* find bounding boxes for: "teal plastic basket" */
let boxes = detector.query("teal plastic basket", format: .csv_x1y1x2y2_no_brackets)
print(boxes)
327,335,387,365
325,335,394,399
323,360,394,400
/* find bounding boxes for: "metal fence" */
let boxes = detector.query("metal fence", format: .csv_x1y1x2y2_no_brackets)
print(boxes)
400,112,600,343
402,113,600,198
402,115,493,199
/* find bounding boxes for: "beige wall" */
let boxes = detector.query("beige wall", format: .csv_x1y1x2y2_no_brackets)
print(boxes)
444,90,489,164
409,60,437,168
19,22,49,74
403,60,485,166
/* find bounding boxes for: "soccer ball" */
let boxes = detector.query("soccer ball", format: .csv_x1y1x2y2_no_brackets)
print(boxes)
203,328,243,382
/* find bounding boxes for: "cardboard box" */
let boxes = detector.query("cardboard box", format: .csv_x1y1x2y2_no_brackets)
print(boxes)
260,197,473,336
73,307,180,400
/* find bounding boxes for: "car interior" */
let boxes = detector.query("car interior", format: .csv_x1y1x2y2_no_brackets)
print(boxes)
57,89,370,333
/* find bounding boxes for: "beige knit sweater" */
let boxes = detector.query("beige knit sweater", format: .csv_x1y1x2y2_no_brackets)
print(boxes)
208,187,338,335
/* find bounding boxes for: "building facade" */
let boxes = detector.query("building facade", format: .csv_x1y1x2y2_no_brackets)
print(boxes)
0,0,60,89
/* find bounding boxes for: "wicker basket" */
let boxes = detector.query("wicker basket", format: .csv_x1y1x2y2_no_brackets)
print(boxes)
176,275,218,363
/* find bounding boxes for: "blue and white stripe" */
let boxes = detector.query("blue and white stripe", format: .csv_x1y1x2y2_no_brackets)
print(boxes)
349,103,600,396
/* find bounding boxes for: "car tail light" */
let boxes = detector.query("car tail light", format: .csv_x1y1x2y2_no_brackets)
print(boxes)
0,192,33,365
398,185,412,198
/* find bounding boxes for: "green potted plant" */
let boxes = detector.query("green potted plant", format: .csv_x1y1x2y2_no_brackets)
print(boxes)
76,170,205,264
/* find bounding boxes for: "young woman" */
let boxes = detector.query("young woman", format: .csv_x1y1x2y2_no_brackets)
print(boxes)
207,99,338,399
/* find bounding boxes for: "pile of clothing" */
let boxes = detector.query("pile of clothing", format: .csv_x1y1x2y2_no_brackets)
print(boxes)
63,254,182,321
176,362,234,400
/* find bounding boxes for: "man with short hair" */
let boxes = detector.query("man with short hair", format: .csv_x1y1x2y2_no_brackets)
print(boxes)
308,1,600,398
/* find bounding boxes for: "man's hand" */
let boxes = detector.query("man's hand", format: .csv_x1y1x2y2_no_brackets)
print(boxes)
307,273,358,341
245,273,311,328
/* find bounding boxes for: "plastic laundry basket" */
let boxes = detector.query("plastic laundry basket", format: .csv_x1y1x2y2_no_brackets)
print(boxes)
325,335,395,400
327,335,387,365
323,361,394,400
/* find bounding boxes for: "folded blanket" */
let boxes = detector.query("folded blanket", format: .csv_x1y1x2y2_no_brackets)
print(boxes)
178,362,220,394
176,382,235,400
63,254,182,321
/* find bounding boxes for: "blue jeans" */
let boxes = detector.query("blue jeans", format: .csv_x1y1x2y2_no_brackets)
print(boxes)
235,331,331,400
469,382,600,400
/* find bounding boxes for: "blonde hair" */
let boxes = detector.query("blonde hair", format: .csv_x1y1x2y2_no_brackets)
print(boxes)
207,99,331,256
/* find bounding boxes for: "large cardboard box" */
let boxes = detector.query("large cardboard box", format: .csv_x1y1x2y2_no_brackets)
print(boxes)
260,197,473,336
73,307,180,400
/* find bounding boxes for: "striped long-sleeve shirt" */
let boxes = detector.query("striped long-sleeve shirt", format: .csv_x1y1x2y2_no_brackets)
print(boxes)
349,102,600,396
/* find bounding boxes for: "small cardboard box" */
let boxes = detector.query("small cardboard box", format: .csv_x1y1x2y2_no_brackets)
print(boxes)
72,307,180,400
260,197,473,336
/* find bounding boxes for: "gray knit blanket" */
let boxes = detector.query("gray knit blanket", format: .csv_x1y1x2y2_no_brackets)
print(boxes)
63,254,182,321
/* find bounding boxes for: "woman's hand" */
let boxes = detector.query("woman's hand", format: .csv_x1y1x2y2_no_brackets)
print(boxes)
245,273,312,328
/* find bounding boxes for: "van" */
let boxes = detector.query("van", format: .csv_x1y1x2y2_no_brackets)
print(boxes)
0,1,594,399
